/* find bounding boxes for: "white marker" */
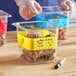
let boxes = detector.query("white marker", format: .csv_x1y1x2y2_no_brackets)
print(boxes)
55,58,66,69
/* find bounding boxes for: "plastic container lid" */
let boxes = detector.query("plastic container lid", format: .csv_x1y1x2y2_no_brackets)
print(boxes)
0,10,12,17
36,6,71,28
12,21,60,32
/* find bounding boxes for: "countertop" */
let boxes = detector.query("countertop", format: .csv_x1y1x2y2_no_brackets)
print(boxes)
0,27,76,76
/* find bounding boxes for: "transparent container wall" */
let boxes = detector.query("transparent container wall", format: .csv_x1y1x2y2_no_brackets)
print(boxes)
69,0,76,28
13,21,59,64
70,0,76,19
0,10,11,47
36,6,70,40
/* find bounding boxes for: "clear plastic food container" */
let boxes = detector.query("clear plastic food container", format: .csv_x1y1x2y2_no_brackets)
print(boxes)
36,6,70,40
0,10,11,47
12,21,59,64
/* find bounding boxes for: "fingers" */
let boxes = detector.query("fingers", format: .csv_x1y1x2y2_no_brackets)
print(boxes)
14,0,18,3
67,1,72,17
60,0,72,17
34,1,42,14
61,4,69,10
29,2,39,15
62,0,72,11
19,1,42,20
19,6,28,20
66,1,72,11
19,5,35,20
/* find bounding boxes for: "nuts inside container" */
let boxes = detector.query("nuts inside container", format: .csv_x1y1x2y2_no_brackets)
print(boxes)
49,15,60,19
27,31,42,38
22,49,55,63
58,28,68,40
26,31,53,38
21,31,56,63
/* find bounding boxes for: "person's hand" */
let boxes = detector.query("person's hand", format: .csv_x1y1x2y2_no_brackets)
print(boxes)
14,0,18,3
15,0,42,20
60,0,72,11
58,0,72,16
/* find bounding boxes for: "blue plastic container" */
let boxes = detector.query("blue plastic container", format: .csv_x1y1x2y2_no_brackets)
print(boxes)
36,13,69,28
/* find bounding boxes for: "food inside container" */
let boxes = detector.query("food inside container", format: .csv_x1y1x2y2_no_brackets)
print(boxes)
12,21,58,63
21,49,55,63
58,28,68,40
19,30,56,63
0,10,11,46
36,6,70,40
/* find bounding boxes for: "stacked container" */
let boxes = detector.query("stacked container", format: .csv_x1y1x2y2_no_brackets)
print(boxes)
36,6,70,40
0,10,11,46
12,21,59,64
